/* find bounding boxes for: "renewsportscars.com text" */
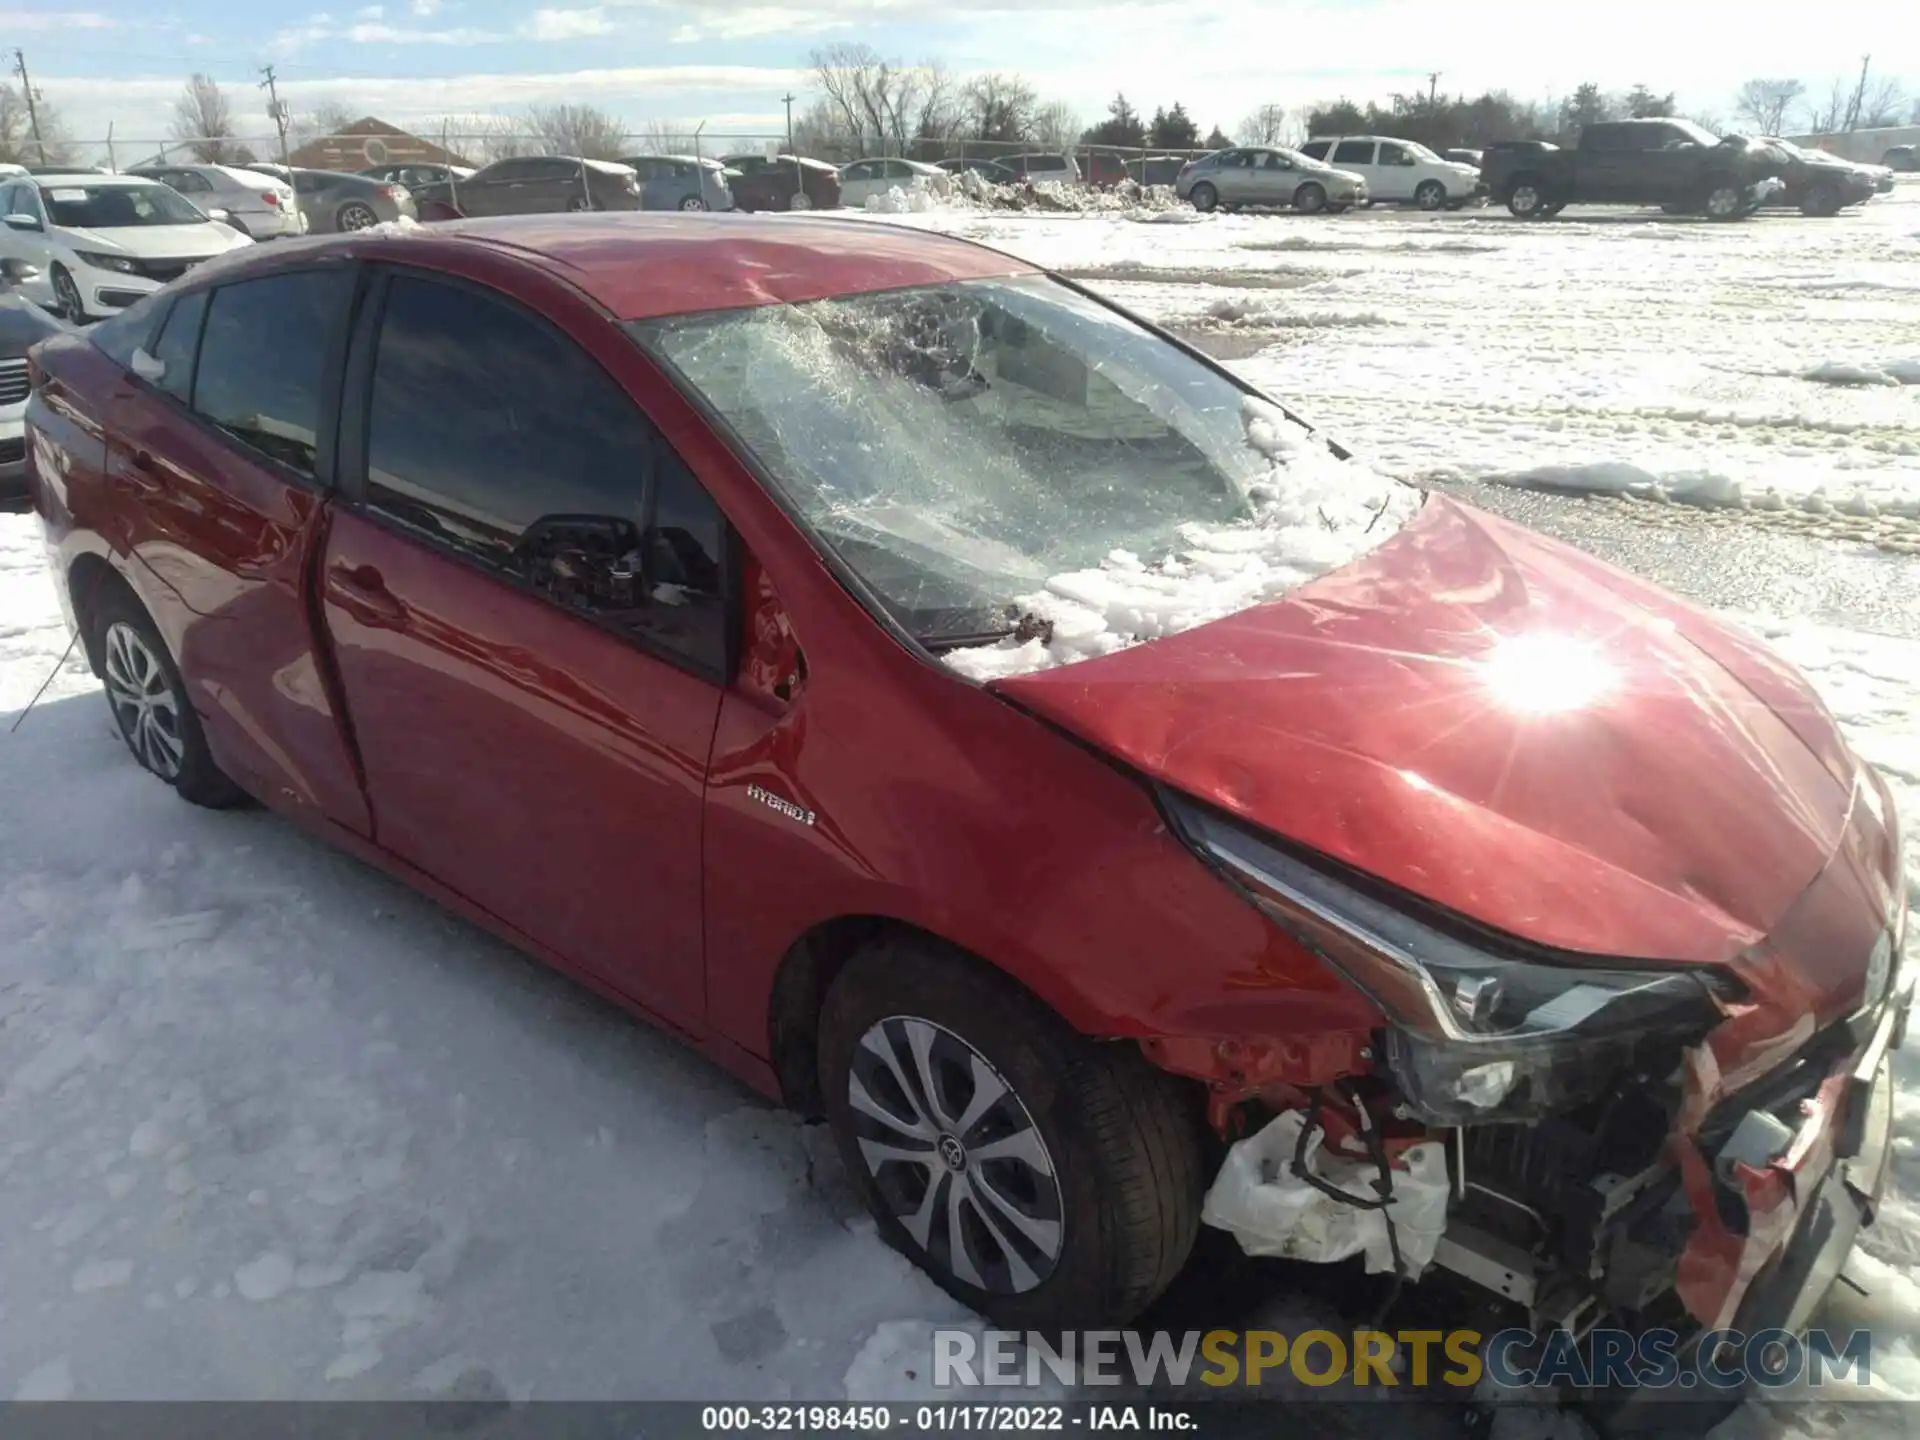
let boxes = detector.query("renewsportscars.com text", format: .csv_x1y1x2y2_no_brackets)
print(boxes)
933,1327,1873,1392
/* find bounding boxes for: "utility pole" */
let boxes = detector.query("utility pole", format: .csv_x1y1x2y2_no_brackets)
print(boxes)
12,50,49,166
781,91,795,151
259,63,291,165
1427,72,1441,108
1843,54,1871,133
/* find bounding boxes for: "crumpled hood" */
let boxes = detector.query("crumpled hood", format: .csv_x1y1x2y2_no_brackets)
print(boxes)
993,496,1862,966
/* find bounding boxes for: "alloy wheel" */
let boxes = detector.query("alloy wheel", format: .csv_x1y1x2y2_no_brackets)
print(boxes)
1417,181,1446,210
679,195,707,211
848,1015,1065,1295
52,265,85,321
1705,185,1742,219
337,201,379,230
103,622,185,780
1511,183,1542,216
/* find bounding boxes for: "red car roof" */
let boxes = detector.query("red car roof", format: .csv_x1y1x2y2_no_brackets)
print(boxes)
220,213,1040,322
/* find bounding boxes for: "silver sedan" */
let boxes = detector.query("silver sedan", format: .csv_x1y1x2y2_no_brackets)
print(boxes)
1176,147,1368,214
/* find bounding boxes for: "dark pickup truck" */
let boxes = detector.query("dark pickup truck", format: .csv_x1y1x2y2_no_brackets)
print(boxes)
1482,117,1783,220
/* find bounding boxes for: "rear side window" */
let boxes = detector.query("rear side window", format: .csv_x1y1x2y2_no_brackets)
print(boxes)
92,290,173,371
362,273,728,671
1300,141,1331,160
1377,142,1412,165
193,269,350,478
1332,140,1374,165
149,289,209,404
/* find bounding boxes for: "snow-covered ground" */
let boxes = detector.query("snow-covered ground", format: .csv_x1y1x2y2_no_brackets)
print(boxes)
3,189,1920,1424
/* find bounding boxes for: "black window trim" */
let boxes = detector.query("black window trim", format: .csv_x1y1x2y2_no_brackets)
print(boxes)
337,261,740,689
113,258,364,496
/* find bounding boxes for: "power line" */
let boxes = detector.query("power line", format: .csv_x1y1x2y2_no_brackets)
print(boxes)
13,49,49,166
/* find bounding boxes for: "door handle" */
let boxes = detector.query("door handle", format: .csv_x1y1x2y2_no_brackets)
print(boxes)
117,449,163,493
327,562,408,629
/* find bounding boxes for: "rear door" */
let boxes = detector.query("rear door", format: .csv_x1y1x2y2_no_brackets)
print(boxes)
1210,149,1257,203
1578,124,1637,200
101,262,371,834
320,267,729,1028
1330,138,1377,192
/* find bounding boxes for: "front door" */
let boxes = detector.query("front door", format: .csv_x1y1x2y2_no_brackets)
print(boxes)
101,264,372,833
320,268,730,1029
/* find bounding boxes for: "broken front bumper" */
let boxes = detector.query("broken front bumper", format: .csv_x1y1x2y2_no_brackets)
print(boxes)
1677,971,1908,1337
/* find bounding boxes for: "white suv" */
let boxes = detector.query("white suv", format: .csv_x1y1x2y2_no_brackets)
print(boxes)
1299,136,1483,209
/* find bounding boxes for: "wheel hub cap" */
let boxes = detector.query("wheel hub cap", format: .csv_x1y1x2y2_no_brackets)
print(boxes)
103,623,185,780
848,1016,1064,1294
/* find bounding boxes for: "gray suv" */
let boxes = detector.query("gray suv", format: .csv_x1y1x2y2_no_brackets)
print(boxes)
1176,146,1367,214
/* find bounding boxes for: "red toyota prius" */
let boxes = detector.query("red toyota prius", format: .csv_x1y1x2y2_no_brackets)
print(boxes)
23,215,1905,1369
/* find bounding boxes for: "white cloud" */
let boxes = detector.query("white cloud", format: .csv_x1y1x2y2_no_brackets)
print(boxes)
356,3,385,16
525,6,613,39
666,6,852,41
410,0,443,11
0,9,113,29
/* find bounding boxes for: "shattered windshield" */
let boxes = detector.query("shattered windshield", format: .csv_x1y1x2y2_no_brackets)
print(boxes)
631,276,1417,671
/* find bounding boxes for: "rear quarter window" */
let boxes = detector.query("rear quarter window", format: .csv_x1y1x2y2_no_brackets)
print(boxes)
1300,141,1331,160
1332,140,1374,165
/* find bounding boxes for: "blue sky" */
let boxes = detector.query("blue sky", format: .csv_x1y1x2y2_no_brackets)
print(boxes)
10,0,1914,157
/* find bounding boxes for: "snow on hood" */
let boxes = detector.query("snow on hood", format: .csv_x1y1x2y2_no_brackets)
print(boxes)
56,223,249,259
944,398,1421,681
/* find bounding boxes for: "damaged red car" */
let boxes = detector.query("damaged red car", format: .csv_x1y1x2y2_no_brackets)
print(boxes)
25,215,1906,1384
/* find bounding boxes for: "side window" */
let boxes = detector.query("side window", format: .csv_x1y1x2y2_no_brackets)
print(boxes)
193,270,350,477
1377,142,1413,166
1220,150,1251,168
1299,141,1331,160
1585,127,1625,152
175,171,213,194
91,290,172,369
362,273,727,671
148,289,209,404
1332,140,1375,165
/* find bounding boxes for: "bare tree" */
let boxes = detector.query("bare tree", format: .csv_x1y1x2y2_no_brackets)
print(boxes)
913,59,958,146
427,114,534,163
961,72,1038,144
525,103,626,160
811,43,928,157
1030,101,1079,153
0,82,77,165
1733,79,1803,136
290,100,361,149
1235,103,1291,146
1802,77,1851,133
631,121,701,155
172,73,241,163
1858,74,1908,129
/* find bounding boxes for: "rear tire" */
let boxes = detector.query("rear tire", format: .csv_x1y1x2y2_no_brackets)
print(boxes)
1415,179,1447,210
90,587,248,809
1187,181,1218,213
819,937,1206,1330
1799,181,1844,218
1292,181,1328,214
335,200,379,231
678,194,707,211
1703,178,1746,221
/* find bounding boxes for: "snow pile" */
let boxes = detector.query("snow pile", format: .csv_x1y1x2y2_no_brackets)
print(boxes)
944,397,1419,681
1803,358,1920,387
1204,297,1390,330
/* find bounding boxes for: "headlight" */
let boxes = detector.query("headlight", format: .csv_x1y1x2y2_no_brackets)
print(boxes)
1163,790,1733,1124
73,251,138,274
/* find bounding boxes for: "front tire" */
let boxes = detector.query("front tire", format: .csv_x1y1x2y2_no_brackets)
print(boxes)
819,938,1205,1330
1507,179,1550,218
1703,179,1746,221
678,194,707,211
91,588,247,808
1292,181,1328,214
1415,179,1447,210
51,263,86,322
1187,181,1218,213
1799,181,1844,218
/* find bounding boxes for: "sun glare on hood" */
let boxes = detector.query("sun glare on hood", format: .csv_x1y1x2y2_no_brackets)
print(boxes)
1478,633,1617,715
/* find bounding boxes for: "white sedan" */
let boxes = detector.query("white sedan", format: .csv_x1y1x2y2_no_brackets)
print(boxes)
838,157,947,208
0,172,252,323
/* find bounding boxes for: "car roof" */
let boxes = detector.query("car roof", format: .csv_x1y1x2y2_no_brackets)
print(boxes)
192,212,1039,321
30,172,165,188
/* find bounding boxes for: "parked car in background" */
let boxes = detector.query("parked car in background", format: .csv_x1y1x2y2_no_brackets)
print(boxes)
411,156,640,220
1444,148,1483,167
25,215,1907,1352
934,157,1021,185
1178,146,1367,213
1126,155,1188,186
0,172,251,322
621,155,735,211
1745,138,1884,215
360,162,474,192
719,155,842,211
250,165,416,232
998,152,1082,185
1299,136,1482,208
1080,150,1129,187
1880,146,1916,173
0,255,65,507
1481,118,1782,219
838,157,945,207
129,162,301,239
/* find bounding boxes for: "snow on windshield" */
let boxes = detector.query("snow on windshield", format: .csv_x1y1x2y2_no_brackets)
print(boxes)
634,277,1417,679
